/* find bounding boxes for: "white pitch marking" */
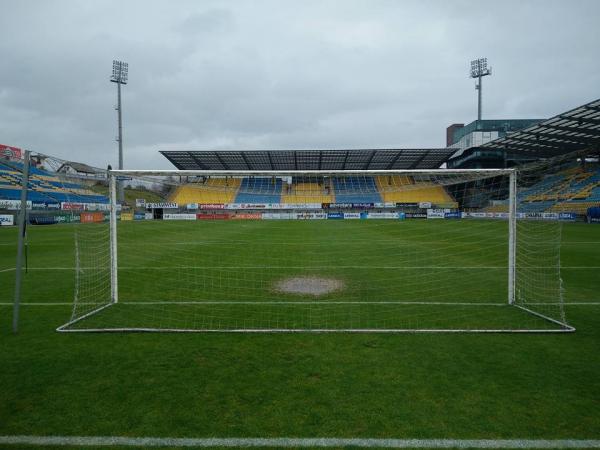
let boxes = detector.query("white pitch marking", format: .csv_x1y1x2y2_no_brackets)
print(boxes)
14,265,600,270
1,436,600,448
119,301,506,306
0,267,15,273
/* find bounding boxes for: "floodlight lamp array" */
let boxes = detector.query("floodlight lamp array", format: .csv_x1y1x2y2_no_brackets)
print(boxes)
111,60,128,84
470,58,491,78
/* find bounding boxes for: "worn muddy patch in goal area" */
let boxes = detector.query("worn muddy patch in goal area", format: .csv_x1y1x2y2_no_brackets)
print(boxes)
273,276,346,296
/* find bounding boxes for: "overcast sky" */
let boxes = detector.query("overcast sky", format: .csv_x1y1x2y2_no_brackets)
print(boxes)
1,0,598,169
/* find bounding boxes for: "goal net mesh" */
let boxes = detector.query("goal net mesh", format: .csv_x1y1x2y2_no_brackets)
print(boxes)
51,158,575,333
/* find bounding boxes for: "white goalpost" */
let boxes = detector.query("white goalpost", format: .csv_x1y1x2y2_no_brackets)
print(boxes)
56,167,574,333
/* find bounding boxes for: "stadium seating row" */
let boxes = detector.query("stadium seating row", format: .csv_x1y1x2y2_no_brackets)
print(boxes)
520,164,600,213
0,160,108,204
168,175,455,205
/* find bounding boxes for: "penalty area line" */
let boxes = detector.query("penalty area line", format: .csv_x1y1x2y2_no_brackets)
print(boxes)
1,436,600,448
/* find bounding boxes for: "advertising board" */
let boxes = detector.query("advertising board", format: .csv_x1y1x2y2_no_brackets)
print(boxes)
164,213,196,220
0,214,14,226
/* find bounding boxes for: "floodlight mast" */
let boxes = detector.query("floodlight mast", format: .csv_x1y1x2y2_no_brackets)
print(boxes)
110,60,128,203
470,58,492,121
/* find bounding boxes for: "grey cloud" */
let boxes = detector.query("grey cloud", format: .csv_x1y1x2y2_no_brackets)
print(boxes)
0,0,599,169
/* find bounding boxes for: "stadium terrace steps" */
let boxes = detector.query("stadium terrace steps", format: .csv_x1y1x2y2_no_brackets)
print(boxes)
520,165,600,213
234,177,283,203
332,176,381,203
0,161,109,204
169,178,241,204
281,182,334,204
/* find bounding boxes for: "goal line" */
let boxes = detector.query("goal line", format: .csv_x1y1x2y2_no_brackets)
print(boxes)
1,435,599,448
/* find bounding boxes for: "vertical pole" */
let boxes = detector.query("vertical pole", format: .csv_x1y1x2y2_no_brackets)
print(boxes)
13,150,31,333
109,173,119,304
508,170,517,305
116,81,125,204
477,74,482,121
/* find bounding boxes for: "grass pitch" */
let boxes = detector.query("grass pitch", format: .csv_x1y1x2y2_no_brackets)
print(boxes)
1,220,600,446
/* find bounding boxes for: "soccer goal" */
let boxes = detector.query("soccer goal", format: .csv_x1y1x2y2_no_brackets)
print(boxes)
56,167,574,333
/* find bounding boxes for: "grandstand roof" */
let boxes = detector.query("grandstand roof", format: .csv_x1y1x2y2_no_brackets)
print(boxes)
481,98,600,157
160,148,455,171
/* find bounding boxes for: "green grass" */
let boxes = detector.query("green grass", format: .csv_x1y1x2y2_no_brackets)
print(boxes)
1,220,600,447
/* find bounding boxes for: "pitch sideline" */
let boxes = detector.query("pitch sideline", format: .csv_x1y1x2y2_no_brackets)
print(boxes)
1,436,600,448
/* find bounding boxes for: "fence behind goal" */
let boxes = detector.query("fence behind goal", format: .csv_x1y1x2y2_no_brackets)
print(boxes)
55,164,574,333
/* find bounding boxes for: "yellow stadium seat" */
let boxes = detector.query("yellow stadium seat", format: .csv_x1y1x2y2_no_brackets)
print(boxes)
281,182,334,203
169,178,241,204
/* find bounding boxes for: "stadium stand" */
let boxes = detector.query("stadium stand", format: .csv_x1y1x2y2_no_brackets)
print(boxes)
332,176,381,203
281,179,334,204
235,177,283,203
375,175,456,206
0,160,108,204
519,164,600,214
169,177,241,204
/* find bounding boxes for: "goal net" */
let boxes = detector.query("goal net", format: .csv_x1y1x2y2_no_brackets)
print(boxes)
51,161,576,333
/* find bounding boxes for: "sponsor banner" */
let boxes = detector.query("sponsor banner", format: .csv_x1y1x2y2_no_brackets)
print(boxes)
444,211,462,219
419,202,432,209
297,212,326,220
262,212,296,219
186,203,198,210
427,208,445,219
225,203,324,210
590,217,600,223
32,201,48,210
519,212,558,220
135,198,146,208
0,214,14,226
396,202,418,208
146,202,178,209
405,212,426,219
0,144,22,159
0,199,32,210
343,212,361,219
164,213,196,220
120,212,134,221
463,212,487,218
225,203,265,210
47,202,60,210
134,213,145,220
199,203,225,210
196,213,230,220
327,212,344,219
559,212,577,221
366,212,399,219
374,203,385,208
144,212,153,220
61,202,85,210
81,212,105,223
384,202,396,208
232,213,263,220
85,203,109,211
54,213,80,223
323,202,375,209
281,203,322,210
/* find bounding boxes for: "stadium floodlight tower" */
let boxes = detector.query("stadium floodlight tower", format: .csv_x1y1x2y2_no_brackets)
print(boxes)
470,58,492,121
110,60,128,203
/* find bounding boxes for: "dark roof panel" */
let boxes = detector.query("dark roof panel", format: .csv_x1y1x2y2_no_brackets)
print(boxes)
160,149,455,170
480,98,600,156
